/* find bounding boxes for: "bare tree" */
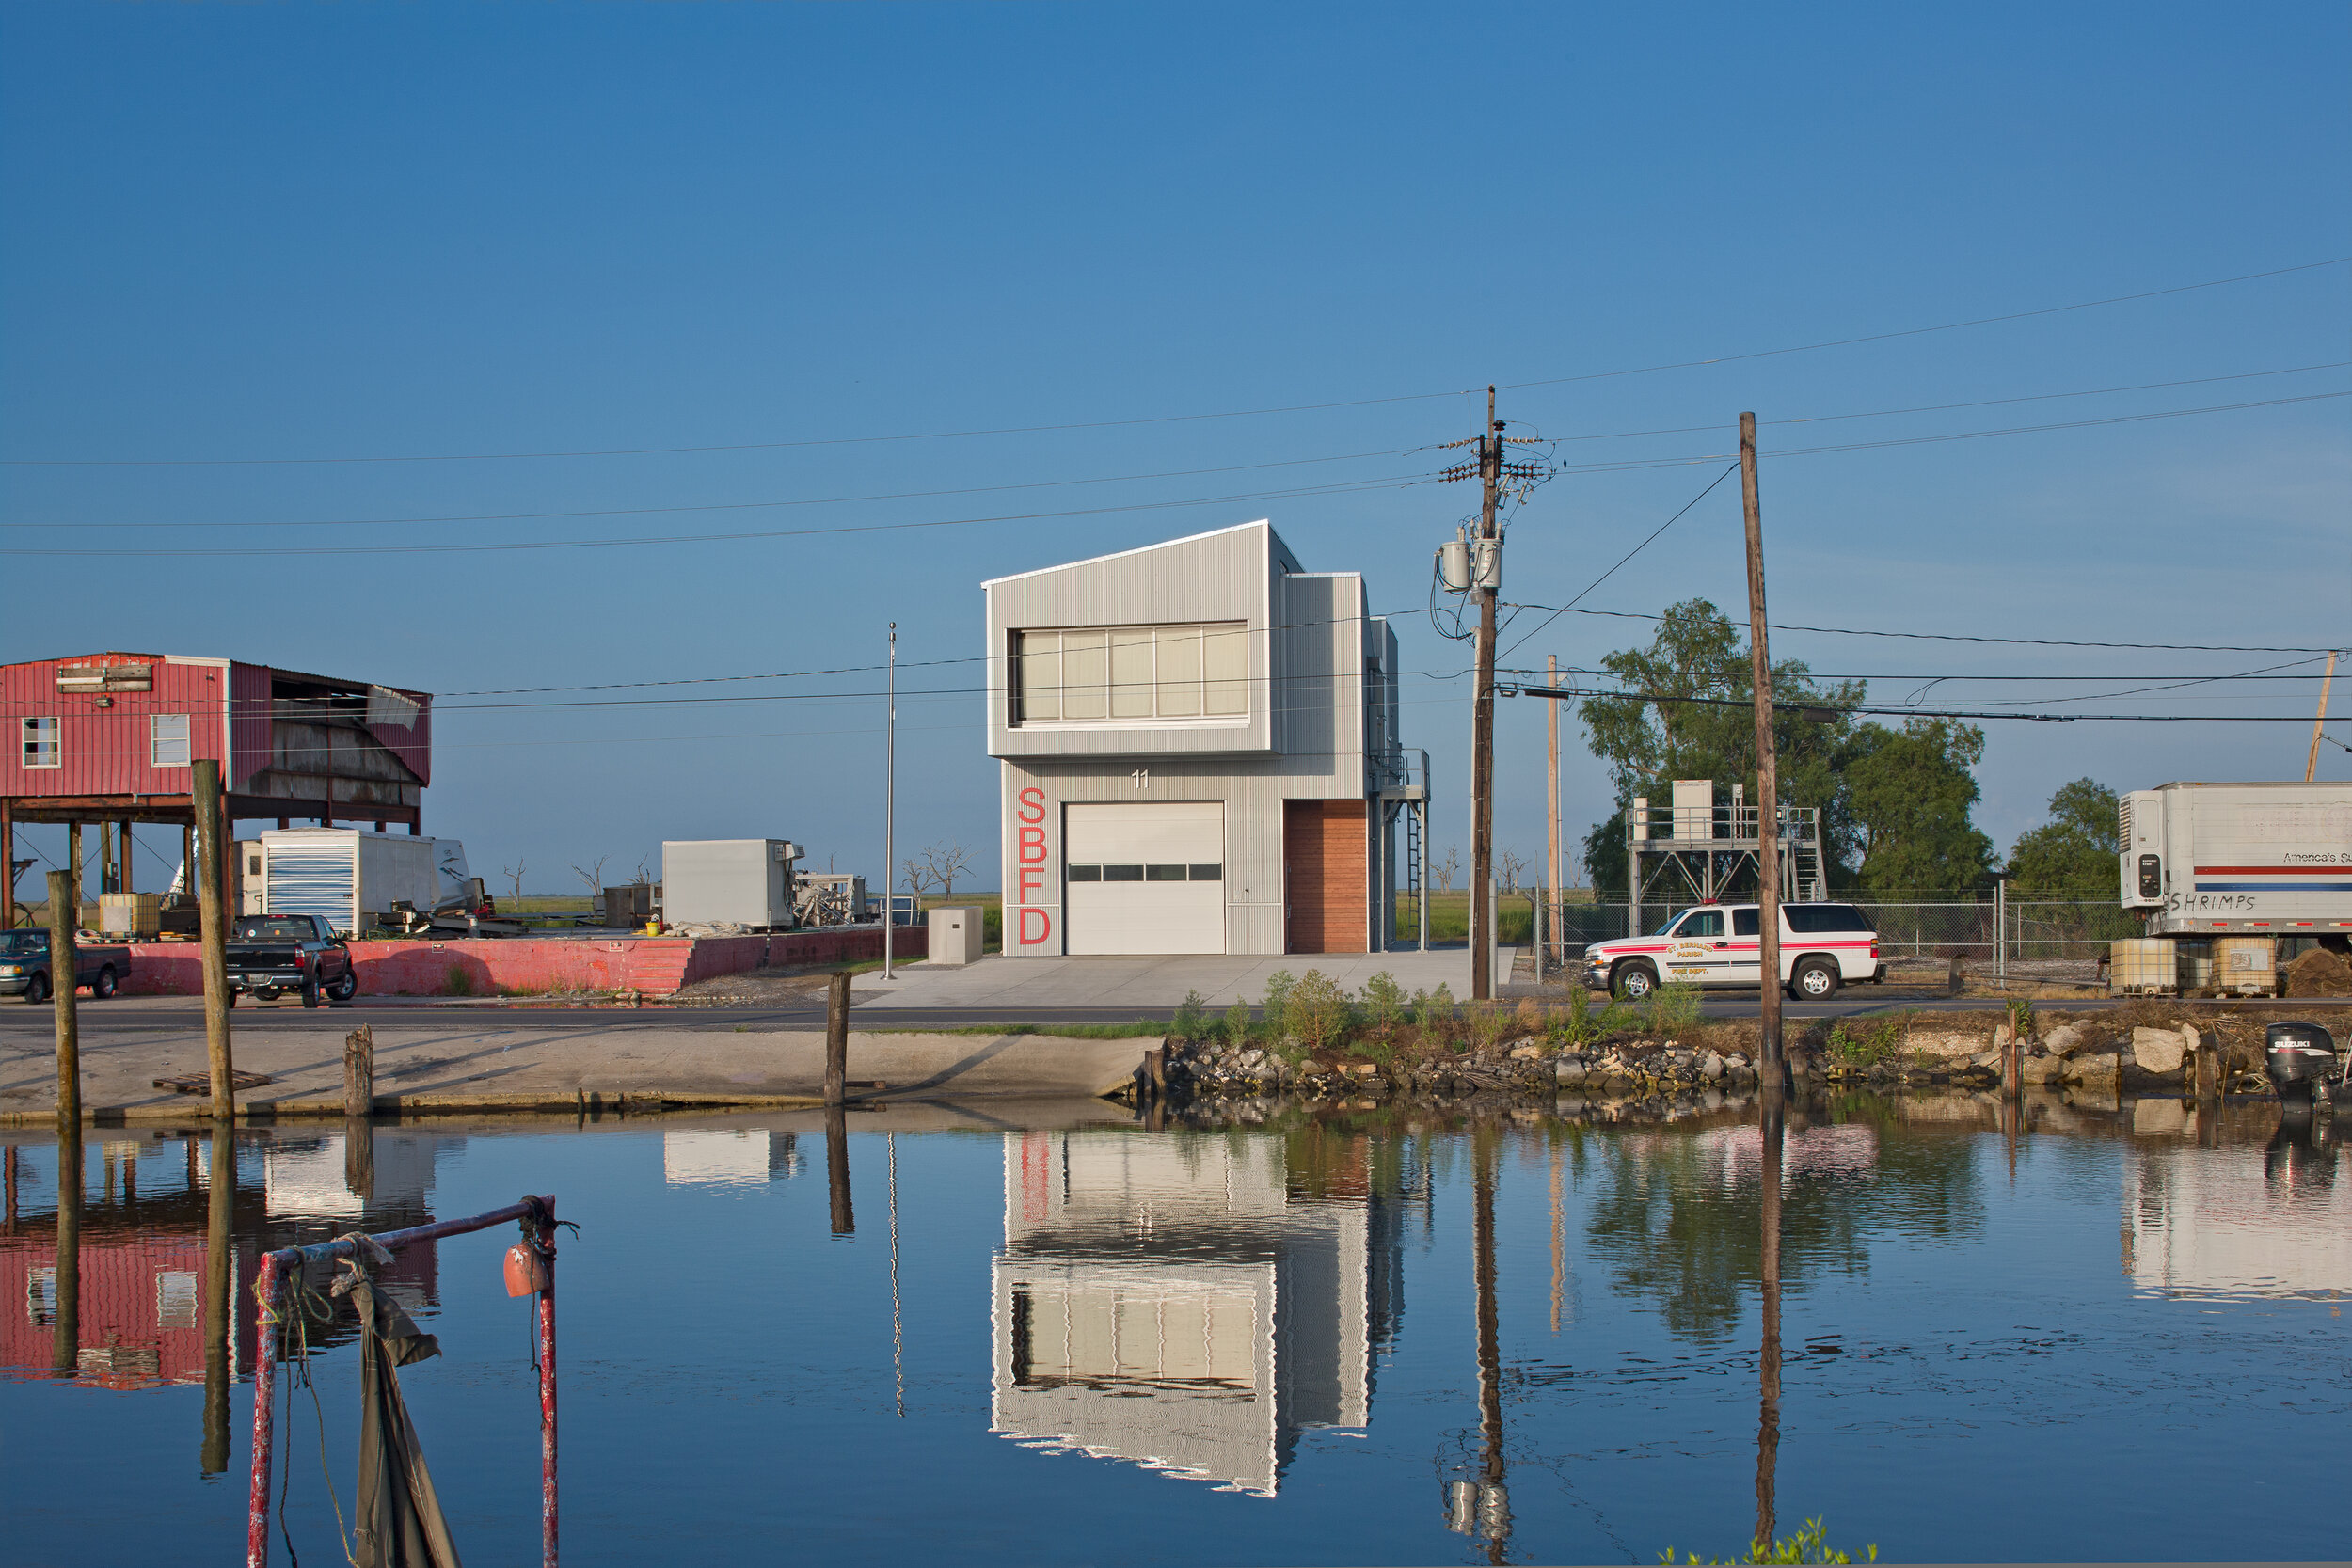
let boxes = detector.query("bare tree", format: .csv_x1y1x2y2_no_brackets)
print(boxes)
901,857,934,899
1435,845,1461,894
501,859,528,900
920,841,975,897
569,857,609,899
1496,847,1529,893
630,857,652,887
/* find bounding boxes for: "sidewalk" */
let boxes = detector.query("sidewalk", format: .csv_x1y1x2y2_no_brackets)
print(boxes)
852,948,1481,1010
0,1018,1149,1123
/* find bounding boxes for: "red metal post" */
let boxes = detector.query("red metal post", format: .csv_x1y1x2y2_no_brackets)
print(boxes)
246,1252,281,1568
536,1196,559,1568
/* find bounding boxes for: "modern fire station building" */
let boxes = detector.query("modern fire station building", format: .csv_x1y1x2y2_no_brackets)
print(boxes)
986,520,1425,957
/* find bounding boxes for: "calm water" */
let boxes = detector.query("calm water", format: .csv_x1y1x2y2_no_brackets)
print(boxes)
2,1095,2346,1565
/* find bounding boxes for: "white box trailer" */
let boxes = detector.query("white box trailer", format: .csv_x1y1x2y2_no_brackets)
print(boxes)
2120,782,2352,938
258,830,472,938
661,839,802,929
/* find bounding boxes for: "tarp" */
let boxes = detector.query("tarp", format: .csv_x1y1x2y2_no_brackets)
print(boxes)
345,1267,463,1568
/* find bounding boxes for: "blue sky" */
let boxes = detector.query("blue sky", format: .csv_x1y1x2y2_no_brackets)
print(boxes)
4,2,2346,897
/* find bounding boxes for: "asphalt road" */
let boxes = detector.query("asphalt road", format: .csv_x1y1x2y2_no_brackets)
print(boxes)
0,988,2197,1037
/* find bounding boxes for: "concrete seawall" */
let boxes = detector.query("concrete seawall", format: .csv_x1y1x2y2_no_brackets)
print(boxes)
109,926,925,1000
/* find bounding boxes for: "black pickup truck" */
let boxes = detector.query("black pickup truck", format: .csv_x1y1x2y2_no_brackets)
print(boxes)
227,915,358,1007
0,930,132,1004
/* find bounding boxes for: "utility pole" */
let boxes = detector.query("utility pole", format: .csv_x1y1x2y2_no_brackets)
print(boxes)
883,622,898,980
2306,651,2336,783
1546,654,1563,984
1740,412,1783,1089
1470,387,1501,1001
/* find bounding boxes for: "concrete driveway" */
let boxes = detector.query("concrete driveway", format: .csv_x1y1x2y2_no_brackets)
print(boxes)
853,948,1480,1010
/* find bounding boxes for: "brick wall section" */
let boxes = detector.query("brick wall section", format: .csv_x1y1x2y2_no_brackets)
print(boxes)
1284,799,1367,954
113,925,926,999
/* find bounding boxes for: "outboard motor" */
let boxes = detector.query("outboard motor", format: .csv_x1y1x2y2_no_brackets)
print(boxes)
2265,1022,2341,1107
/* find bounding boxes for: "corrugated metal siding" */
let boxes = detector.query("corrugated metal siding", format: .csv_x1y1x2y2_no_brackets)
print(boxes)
262,836,358,933
230,663,273,791
0,655,229,799
367,693,432,785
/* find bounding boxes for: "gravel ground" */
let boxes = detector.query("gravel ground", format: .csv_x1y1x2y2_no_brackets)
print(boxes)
667,964,846,1007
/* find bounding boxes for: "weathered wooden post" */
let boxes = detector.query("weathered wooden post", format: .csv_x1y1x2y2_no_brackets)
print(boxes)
343,1023,376,1200
194,761,235,1124
2194,1040,2220,1102
1144,1045,1166,1100
2001,1031,2022,1101
343,1024,374,1118
48,871,79,1138
824,970,850,1107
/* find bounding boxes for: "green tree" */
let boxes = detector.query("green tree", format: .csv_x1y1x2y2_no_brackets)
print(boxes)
1843,719,1995,895
2005,778,2120,897
1577,599,1865,891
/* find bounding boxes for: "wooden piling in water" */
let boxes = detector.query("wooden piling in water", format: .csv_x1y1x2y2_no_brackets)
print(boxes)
194,760,235,1124
343,1024,374,1118
824,971,850,1106
48,871,79,1135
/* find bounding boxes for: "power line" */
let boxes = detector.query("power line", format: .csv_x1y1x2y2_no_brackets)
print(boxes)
0,471,1437,558
8,256,2342,468
1493,465,1742,663
0,445,1428,533
1504,683,2352,724
1543,361,2352,444
1495,257,2351,395
1509,603,2348,656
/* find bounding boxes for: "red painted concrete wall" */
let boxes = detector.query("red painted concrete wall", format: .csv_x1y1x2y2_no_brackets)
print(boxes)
114,925,927,999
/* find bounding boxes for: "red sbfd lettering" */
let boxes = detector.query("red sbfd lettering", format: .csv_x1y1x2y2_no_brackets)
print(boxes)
1014,786,1054,945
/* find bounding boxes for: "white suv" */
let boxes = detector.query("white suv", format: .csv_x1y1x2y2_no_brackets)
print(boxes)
1581,902,1883,1001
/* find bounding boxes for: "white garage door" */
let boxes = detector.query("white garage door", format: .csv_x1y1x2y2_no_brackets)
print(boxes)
1065,802,1225,955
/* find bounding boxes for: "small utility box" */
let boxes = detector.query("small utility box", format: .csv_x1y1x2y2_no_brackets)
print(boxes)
661,840,802,929
928,904,983,965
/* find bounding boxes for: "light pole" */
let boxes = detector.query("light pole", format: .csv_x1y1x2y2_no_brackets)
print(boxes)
883,623,897,981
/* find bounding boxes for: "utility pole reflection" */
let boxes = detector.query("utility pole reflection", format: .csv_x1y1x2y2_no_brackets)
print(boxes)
1755,1091,1785,1555
1449,1124,1513,1562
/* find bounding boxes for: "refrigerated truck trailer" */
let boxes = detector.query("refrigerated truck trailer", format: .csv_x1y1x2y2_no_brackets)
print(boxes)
2120,782,2352,939
256,829,473,938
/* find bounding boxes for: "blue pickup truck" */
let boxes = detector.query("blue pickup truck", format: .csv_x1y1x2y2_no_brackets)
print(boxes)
0,929,132,1004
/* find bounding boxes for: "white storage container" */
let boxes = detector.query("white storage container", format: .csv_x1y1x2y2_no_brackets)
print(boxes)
661,840,801,929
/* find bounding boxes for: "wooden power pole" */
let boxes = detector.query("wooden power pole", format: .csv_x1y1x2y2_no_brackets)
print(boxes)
1740,412,1783,1088
1470,387,1502,1000
2306,651,2336,783
1546,654,1563,982
193,760,235,1123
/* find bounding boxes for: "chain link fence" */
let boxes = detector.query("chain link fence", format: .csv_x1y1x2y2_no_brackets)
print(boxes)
1522,895,2138,963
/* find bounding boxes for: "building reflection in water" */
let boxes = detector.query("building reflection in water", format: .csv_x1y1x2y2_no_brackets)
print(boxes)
2125,1109,2347,1302
1,1127,453,1399
990,1130,1413,1497
663,1128,803,1190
